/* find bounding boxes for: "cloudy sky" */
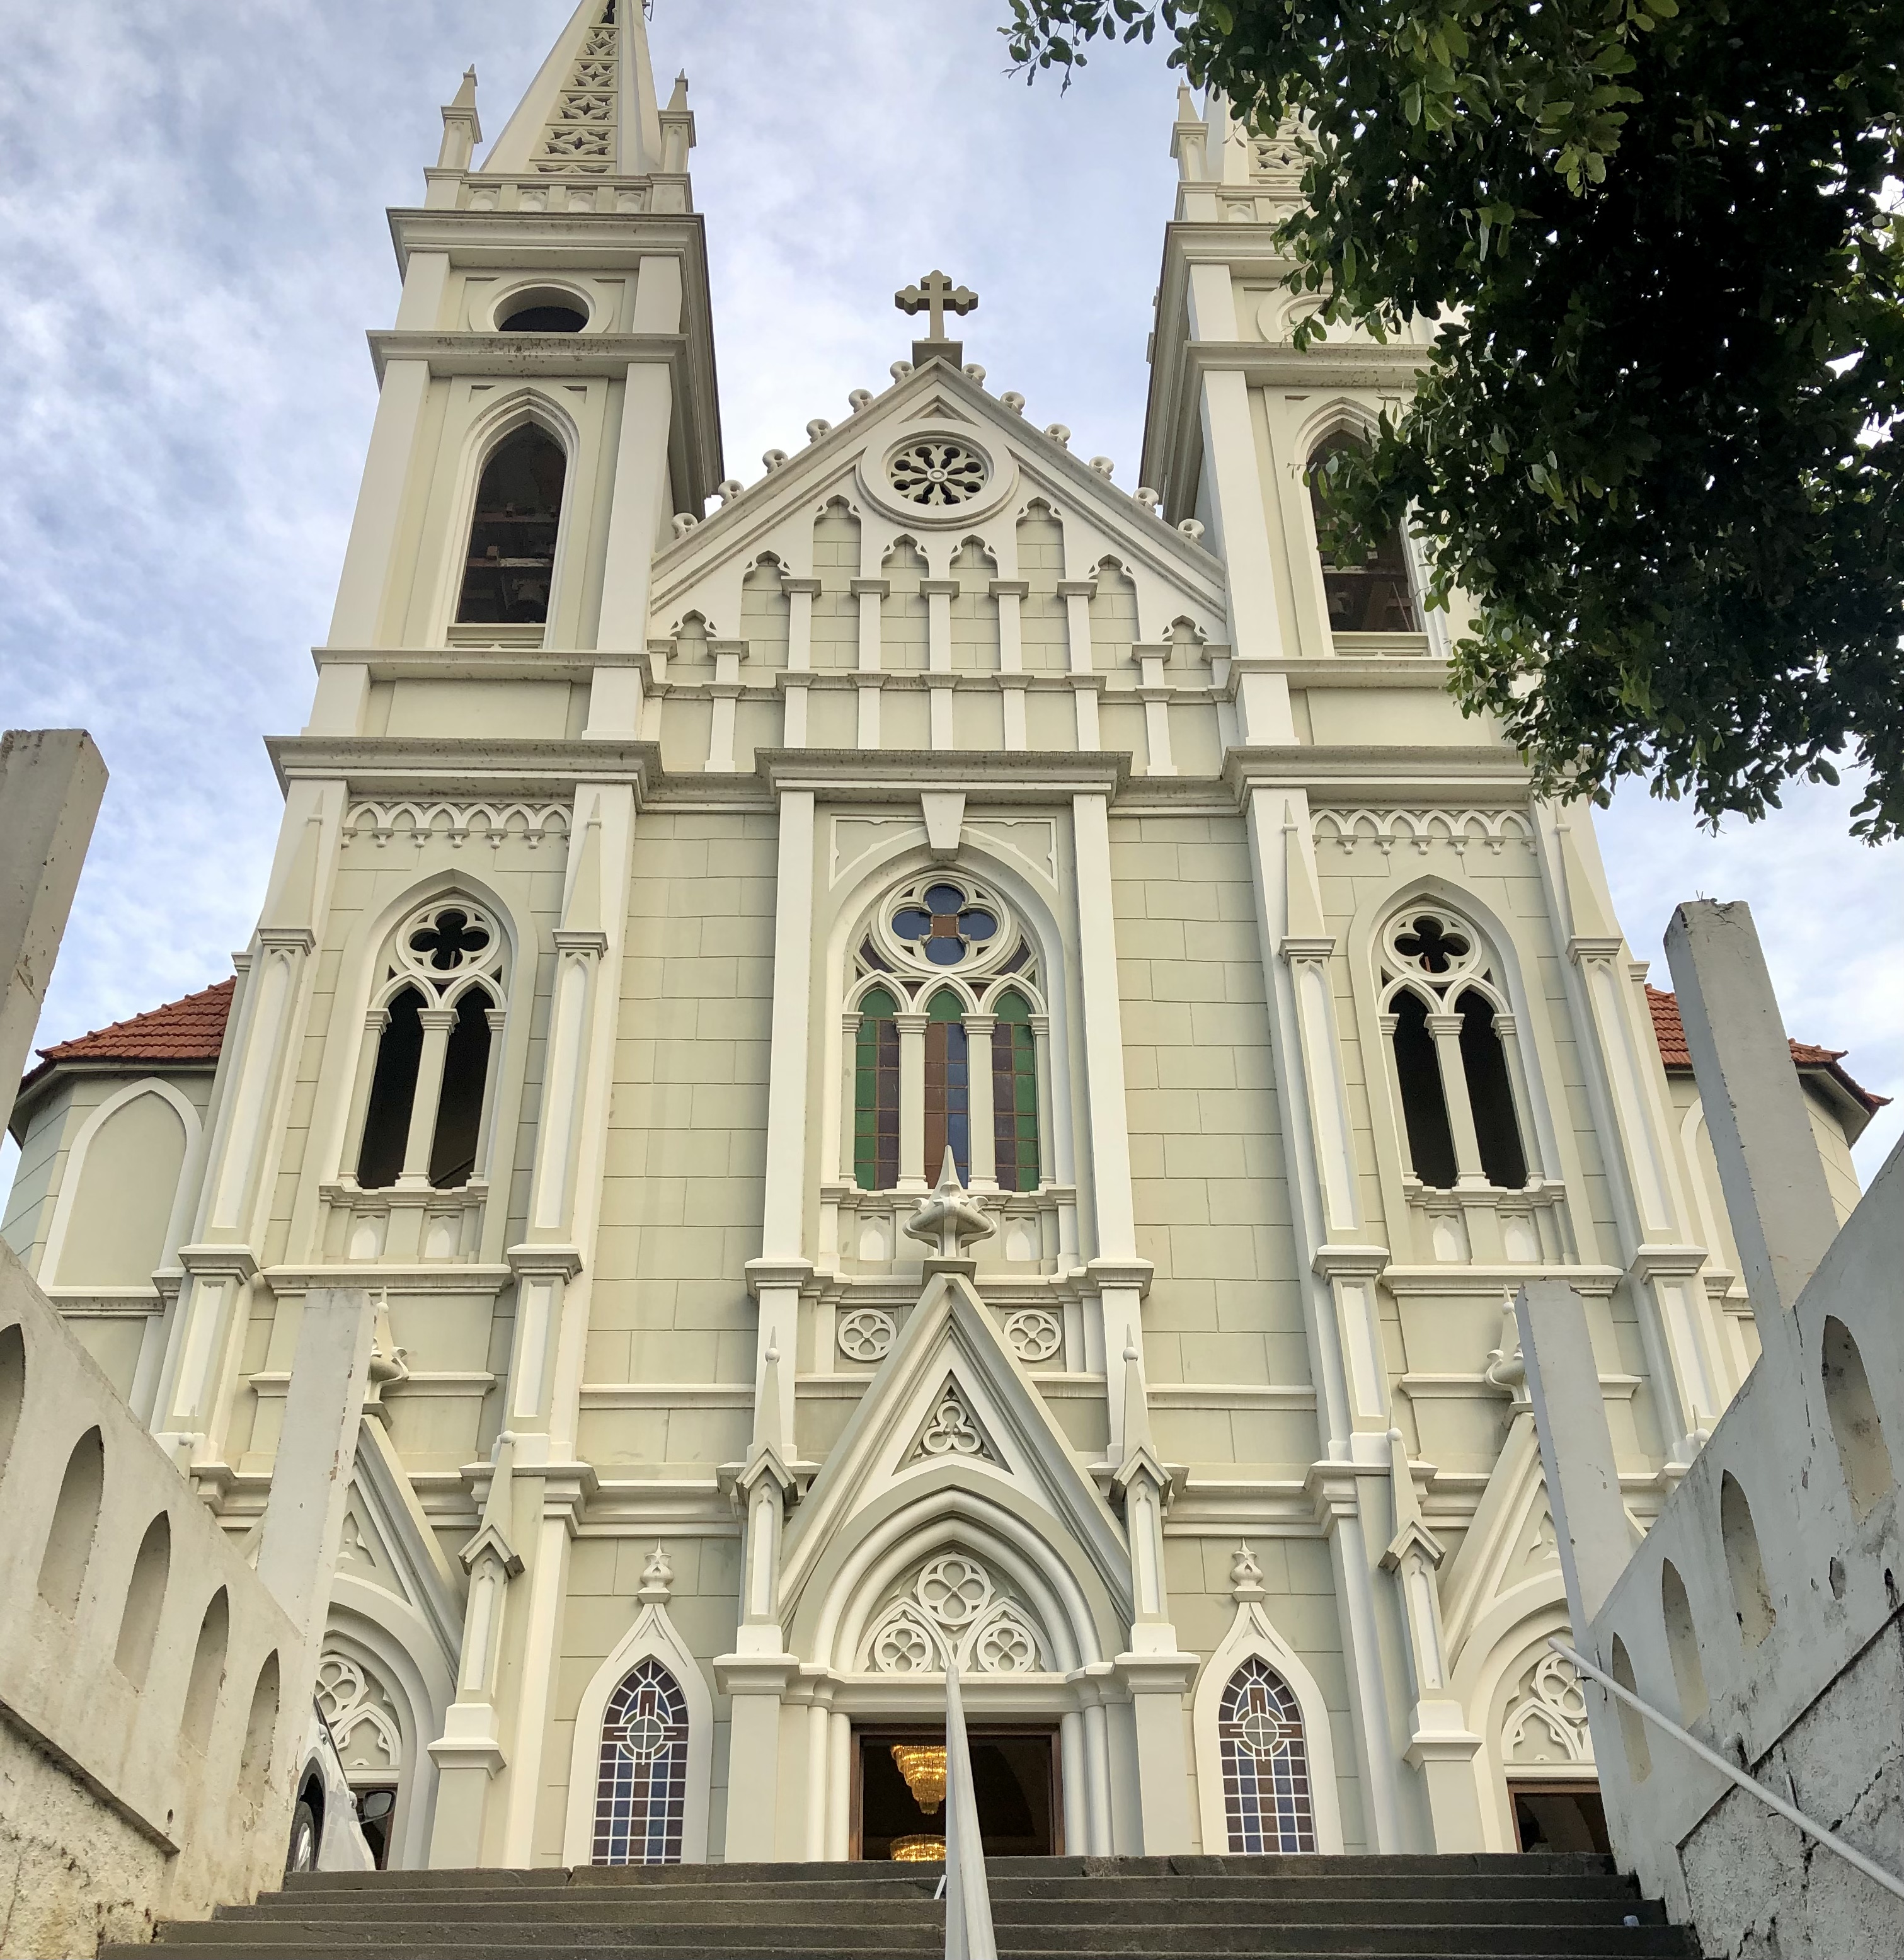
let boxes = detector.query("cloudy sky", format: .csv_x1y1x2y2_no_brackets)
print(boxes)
1,0,1896,1179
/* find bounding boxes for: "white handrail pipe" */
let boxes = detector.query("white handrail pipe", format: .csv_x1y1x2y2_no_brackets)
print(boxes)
1550,1640,1904,1904
944,1660,997,1960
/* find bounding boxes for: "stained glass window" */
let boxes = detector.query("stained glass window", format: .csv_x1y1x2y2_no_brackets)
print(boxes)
592,1658,689,1865
892,883,997,967
991,990,1040,1193
854,988,900,1191
1219,1657,1317,1854
923,987,970,1183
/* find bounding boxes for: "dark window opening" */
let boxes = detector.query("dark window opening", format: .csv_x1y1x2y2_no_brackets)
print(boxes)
500,302,588,333
1392,990,1457,1188
1307,432,1422,633
428,990,494,1189
457,425,567,626
357,987,425,1189
353,1787,398,1869
854,1726,1057,1861
1457,989,1528,1188
923,989,970,1184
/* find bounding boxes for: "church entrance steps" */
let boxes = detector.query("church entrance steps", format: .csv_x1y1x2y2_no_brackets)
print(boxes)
103,1854,1693,1960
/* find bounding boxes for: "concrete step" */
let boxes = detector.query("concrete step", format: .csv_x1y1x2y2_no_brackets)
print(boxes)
200,1897,1666,1930
110,1942,1690,1960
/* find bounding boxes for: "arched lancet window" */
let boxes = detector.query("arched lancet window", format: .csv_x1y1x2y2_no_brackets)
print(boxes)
1378,907,1530,1191
1217,1657,1317,1853
355,900,507,1192
457,424,566,625
847,877,1044,1196
592,1658,690,1865
992,990,1040,1192
1307,431,1421,634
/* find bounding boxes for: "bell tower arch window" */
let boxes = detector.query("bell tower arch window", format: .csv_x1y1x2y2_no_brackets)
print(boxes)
353,900,508,1192
1377,905,1532,1191
846,876,1045,1195
457,424,567,626
1307,430,1422,634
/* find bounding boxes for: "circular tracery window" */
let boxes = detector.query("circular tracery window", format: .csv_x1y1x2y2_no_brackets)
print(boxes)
891,883,997,966
393,900,505,992
886,437,989,508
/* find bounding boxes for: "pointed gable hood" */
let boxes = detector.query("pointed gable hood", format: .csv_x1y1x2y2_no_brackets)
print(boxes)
478,0,663,178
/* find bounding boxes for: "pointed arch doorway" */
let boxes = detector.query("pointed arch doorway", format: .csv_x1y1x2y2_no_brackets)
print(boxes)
851,1722,1062,1861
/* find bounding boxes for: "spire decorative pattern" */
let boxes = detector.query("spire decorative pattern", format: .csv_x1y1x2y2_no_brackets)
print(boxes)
534,0,619,175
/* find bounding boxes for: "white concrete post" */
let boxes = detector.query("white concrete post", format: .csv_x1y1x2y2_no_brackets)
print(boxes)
1663,898,1839,1325
398,1007,457,1184
0,729,106,1138
1425,1012,1488,1185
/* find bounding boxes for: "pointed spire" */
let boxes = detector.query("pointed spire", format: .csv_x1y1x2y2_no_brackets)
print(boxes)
638,1542,674,1604
438,66,483,171
263,811,323,934
1555,815,1618,943
667,71,689,112
1121,1333,1153,1459
1281,799,1329,944
459,1431,525,1576
561,807,604,933
1380,1426,1446,1571
758,1332,787,1461
479,0,665,179
1229,1540,1266,1602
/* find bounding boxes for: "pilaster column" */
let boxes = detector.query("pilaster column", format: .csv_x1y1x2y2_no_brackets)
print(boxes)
854,578,886,748
1133,647,1176,776
1060,580,1099,748
397,1007,458,1186
338,1008,389,1182
529,931,607,1233
326,359,430,648
991,578,1029,748
782,577,819,748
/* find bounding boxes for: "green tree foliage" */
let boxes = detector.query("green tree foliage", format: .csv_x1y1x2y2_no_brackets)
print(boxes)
1005,0,1904,839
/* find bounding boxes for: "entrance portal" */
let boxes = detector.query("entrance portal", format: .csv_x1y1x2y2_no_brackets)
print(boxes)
853,1726,1060,1860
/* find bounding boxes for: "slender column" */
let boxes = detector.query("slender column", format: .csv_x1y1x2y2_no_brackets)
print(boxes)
706,648,742,771
1060,581,1099,750
826,1711,852,1859
1071,793,1137,1260
992,580,1029,750
965,1014,997,1190
1135,650,1176,775
340,1009,388,1179
1081,1701,1112,1852
760,793,816,1259
854,578,886,749
398,1007,458,1185
805,1703,829,1859
1058,1711,1086,1854
475,1006,507,1181
924,576,958,748
895,1012,928,1190
528,937,605,1232
1425,1012,1488,1187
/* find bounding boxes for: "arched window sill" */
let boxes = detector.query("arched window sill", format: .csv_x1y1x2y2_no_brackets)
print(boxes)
1401,1175,1572,1267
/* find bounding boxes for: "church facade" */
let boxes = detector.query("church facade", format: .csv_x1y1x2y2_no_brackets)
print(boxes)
4,0,1881,1877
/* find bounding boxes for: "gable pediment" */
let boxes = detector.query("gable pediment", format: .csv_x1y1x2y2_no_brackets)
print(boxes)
648,359,1227,648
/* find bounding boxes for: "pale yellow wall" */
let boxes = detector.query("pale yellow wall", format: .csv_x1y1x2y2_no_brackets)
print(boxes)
55,1089,187,1287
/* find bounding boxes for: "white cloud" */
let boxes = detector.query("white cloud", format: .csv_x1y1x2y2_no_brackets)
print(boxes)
3,0,1895,1196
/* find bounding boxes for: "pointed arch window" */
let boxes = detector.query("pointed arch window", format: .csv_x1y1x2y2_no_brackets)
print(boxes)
1378,907,1532,1191
353,900,507,1192
592,1658,689,1865
1218,1657,1317,1853
457,425,567,626
1307,432,1421,634
847,878,1045,1196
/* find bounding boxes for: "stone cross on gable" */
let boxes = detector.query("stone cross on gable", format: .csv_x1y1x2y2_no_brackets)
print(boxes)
896,271,977,366
896,270,978,341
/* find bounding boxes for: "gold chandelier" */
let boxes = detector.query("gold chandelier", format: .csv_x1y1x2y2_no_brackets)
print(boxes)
891,1742,948,1814
890,1833,948,1863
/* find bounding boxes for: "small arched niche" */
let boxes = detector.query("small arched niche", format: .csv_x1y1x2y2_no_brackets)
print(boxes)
38,1426,106,1616
1821,1316,1894,1518
456,425,567,626
1608,1636,1651,1782
1660,1558,1706,1724
1719,1470,1777,1648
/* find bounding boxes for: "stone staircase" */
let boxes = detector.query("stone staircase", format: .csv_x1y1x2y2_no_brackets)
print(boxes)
103,1854,1693,1958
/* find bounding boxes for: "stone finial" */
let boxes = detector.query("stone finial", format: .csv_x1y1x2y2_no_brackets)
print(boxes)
716,478,744,504
895,269,978,341
847,389,874,413
1178,518,1206,541
890,361,915,383
1045,424,1072,449
670,513,698,539
1135,487,1161,513
364,1287,409,1421
667,72,690,112
1484,1295,1529,1406
762,449,789,473
1090,456,1115,479
638,1543,675,1604
903,1149,997,1261
963,364,987,386
806,418,832,444
1230,1541,1266,1601
1001,392,1026,415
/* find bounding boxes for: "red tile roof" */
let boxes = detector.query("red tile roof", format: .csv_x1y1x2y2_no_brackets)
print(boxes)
1646,985,1888,1115
20,978,234,1100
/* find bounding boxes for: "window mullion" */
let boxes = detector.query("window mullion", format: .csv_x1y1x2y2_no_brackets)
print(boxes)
400,1007,458,1184
341,1009,389,1182
966,1014,997,1189
1425,1010,1486,1185
895,1011,928,1189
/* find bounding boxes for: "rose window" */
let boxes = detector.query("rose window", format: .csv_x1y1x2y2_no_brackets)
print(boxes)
395,902,502,990
1384,911,1476,983
886,438,989,508
892,885,997,967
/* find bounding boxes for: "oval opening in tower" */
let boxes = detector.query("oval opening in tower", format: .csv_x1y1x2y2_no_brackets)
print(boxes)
500,302,588,333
